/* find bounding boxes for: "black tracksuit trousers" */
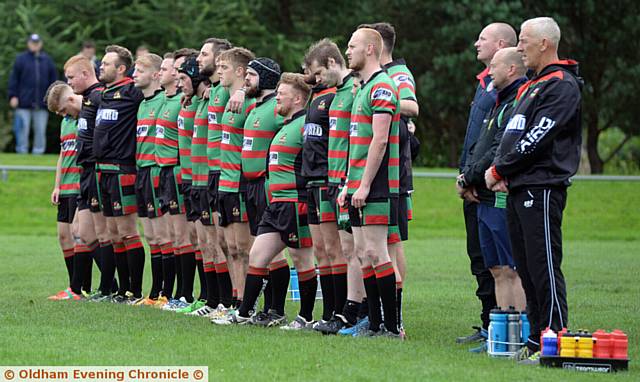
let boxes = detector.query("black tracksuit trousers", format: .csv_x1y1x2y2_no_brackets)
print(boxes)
507,187,569,352
463,200,497,329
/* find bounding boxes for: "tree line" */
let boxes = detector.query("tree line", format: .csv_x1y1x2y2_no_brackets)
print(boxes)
1,0,638,173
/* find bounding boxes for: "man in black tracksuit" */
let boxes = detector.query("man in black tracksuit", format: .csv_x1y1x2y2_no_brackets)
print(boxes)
485,17,582,363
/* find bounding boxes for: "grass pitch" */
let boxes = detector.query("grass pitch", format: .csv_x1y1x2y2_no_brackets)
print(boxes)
0,154,637,380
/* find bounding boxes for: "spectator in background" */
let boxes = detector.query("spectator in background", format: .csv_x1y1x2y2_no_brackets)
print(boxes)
80,40,101,78
8,33,58,154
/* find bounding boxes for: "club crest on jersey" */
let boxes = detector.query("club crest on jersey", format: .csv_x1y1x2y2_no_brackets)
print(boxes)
279,133,287,144
232,207,240,217
163,110,170,119
337,100,344,108
113,91,121,99
214,95,220,104
288,233,298,243
372,87,393,102
228,114,235,124
318,100,326,110
149,109,155,118
113,201,122,211
357,104,363,113
253,118,260,128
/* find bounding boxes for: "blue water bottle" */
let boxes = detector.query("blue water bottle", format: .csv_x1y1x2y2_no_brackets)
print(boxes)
489,308,508,353
520,312,530,346
541,328,558,356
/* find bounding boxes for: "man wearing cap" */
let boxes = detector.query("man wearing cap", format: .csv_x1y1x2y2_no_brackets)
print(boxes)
8,33,58,154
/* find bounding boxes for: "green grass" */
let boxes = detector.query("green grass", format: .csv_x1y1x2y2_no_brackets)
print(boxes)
0,153,638,380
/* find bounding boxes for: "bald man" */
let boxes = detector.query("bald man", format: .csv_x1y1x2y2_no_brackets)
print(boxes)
486,17,582,365
456,22,516,349
338,28,401,337
458,48,527,332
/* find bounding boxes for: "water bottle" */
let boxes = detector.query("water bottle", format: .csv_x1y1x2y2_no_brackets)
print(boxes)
289,268,300,301
560,330,577,357
507,308,521,353
577,331,594,358
541,328,558,356
489,308,508,353
520,312,530,346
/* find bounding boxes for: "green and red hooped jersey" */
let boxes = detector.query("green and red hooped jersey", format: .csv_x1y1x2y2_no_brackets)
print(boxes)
135,90,164,168
177,96,200,181
267,110,307,203
241,93,283,180
191,99,210,187
207,83,230,172
218,97,256,193
347,70,400,199
154,91,182,167
384,59,417,102
328,74,355,186
59,116,81,196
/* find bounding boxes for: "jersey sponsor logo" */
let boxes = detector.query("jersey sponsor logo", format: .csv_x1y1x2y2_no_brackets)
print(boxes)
78,118,88,131
517,116,556,154
349,122,358,137
61,139,77,151
156,126,165,139
221,131,231,144
243,137,253,151
96,108,118,125
329,117,337,130
208,112,217,124
269,152,278,164
177,116,184,129
137,125,149,137
303,123,323,141
393,74,411,86
372,88,393,102
505,114,526,132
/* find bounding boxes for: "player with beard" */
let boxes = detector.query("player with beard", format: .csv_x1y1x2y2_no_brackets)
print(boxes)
303,39,363,334
94,45,146,303
239,57,290,325
57,55,119,301
181,38,234,316
212,73,314,327
132,53,168,305
45,81,82,300
338,28,401,337
215,48,256,316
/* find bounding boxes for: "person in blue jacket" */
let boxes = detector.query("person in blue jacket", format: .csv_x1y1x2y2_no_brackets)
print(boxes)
8,33,58,154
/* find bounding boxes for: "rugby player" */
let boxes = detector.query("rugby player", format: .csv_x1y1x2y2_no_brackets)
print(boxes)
300,41,343,330
63,55,119,301
213,73,314,327
303,39,360,334
362,22,420,333
45,81,82,300
132,53,168,305
184,38,234,316
338,28,401,337
94,45,146,303
215,47,256,312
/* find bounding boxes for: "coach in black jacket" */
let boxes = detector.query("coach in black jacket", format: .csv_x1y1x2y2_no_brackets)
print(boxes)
485,17,582,363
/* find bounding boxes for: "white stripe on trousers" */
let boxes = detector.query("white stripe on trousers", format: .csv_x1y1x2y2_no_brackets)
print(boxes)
543,189,564,328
